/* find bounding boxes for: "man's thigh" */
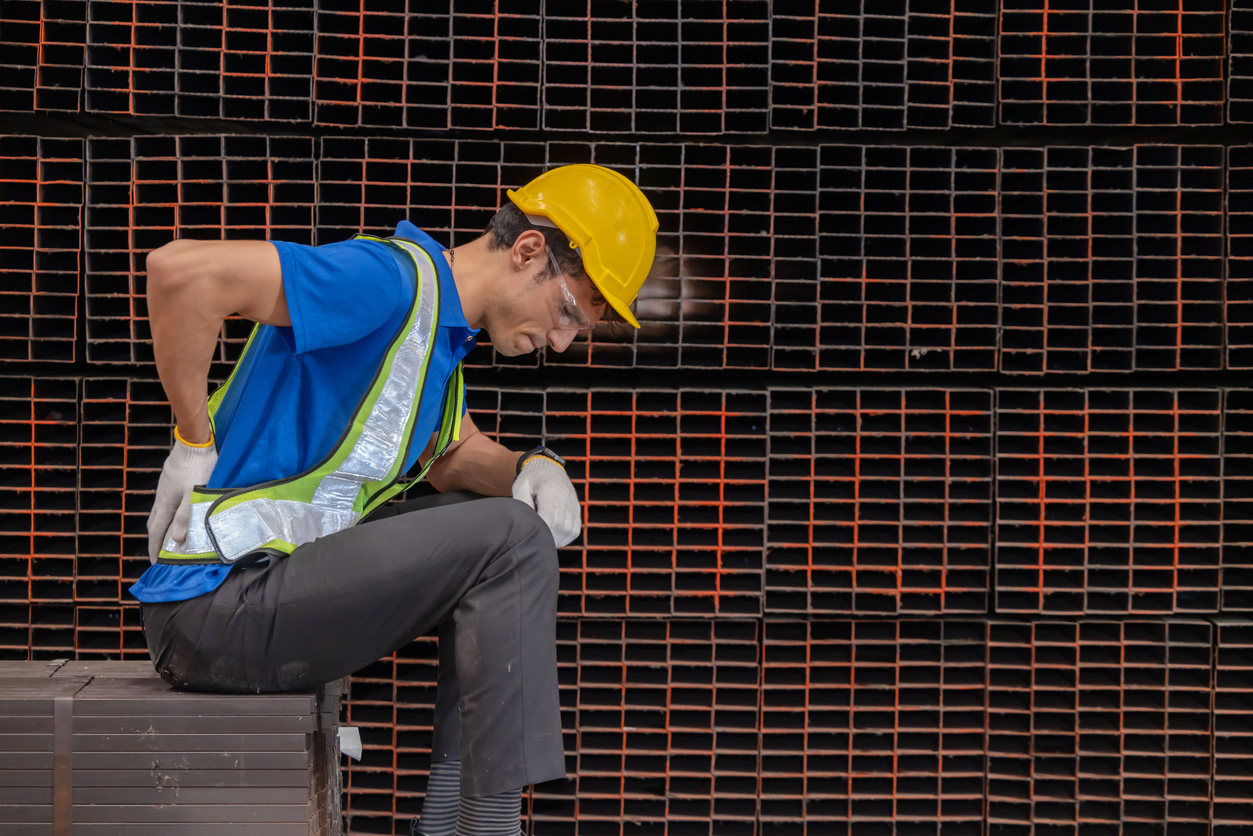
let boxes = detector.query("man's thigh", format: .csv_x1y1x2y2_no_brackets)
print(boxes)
150,493,545,691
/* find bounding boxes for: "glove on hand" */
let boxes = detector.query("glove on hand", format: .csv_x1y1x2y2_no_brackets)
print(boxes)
512,456,581,548
146,434,218,564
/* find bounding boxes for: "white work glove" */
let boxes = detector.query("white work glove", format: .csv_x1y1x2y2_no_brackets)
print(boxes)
512,455,581,548
146,433,218,564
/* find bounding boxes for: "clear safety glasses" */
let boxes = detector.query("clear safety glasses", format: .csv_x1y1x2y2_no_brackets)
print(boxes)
545,245,596,332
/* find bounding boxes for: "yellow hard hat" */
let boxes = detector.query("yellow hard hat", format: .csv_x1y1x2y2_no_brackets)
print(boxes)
507,164,658,328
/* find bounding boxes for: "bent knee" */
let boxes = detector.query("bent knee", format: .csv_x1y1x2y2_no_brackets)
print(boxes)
493,499,558,576
494,497,551,543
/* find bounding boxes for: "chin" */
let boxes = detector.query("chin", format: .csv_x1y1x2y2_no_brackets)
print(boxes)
497,336,528,356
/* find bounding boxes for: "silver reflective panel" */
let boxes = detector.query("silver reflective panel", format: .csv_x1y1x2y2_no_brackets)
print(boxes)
312,240,436,504
162,501,214,555
209,498,362,562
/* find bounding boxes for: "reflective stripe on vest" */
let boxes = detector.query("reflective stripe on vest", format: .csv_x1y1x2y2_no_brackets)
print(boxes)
157,236,464,564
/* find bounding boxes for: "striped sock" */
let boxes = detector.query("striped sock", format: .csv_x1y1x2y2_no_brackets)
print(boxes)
413,760,461,836
455,788,523,836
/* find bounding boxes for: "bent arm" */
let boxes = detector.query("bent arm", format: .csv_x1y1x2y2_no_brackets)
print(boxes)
423,412,522,497
147,239,290,443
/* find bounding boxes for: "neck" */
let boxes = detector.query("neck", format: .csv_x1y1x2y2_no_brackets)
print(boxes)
443,237,495,330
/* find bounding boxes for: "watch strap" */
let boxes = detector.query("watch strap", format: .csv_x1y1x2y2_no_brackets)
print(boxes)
517,446,564,477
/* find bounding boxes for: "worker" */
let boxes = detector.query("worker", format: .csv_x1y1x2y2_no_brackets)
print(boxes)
129,165,658,836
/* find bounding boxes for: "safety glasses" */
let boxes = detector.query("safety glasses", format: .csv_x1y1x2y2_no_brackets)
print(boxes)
545,245,596,332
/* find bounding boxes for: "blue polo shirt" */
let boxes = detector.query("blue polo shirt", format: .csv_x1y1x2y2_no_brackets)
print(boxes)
130,222,478,603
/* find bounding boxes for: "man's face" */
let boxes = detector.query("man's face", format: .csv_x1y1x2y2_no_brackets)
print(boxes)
487,254,607,357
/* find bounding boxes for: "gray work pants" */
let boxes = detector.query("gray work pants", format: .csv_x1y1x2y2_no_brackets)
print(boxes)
140,491,566,797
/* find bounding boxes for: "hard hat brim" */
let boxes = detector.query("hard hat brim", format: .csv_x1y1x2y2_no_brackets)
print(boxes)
601,293,641,329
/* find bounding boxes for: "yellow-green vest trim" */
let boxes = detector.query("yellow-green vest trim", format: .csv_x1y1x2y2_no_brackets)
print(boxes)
157,236,465,565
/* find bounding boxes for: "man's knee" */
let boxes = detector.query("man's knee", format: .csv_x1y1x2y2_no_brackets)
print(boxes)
493,497,549,544
493,498,559,582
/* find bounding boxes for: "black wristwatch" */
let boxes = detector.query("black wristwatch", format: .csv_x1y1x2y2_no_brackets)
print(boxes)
517,446,565,477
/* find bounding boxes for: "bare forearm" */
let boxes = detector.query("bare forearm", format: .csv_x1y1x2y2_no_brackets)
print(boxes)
426,431,521,496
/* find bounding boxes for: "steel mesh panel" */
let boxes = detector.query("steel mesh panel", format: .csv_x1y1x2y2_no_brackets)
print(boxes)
0,0,86,112
1228,146,1253,369
313,0,447,129
999,146,1224,374
813,145,999,372
451,0,542,130
1212,618,1253,834
771,0,997,131
1231,3,1253,123
0,136,81,363
84,0,177,114
73,604,146,659
995,389,1223,615
83,0,314,118
543,0,769,134
6,603,76,660
767,389,992,616
760,620,987,835
1222,390,1253,611
0,378,77,618
314,0,540,130
986,620,1214,835
533,619,760,836
84,135,315,364
0,0,42,112
77,378,172,612
998,0,1225,126
316,136,542,250
547,389,766,618
186,0,315,121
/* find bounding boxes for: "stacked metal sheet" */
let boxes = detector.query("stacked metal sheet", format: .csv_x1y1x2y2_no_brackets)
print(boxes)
0,661,341,836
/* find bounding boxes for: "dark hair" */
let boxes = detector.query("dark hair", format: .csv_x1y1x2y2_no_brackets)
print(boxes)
485,203,616,318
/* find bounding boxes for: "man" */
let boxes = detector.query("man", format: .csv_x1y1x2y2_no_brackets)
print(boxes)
130,164,659,836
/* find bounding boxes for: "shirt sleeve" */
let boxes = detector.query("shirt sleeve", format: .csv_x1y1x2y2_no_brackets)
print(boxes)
269,238,406,355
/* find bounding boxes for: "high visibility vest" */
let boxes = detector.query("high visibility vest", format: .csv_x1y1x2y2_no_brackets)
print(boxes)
157,236,464,565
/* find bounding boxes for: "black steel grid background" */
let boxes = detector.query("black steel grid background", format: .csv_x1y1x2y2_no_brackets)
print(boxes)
998,0,1227,126
0,0,87,113
812,145,999,372
766,389,993,616
0,135,81,363
81,0,316,119
760,619,987,835
986,619,1215,834
770,0,998,131
995,389,1224,616
4,1,1253,834
999,145,1225,375
1212,618,1253,834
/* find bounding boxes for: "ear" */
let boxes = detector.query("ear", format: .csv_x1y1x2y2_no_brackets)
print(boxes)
511,229,547,273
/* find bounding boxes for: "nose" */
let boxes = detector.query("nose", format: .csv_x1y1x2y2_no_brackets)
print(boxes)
547,328,576,353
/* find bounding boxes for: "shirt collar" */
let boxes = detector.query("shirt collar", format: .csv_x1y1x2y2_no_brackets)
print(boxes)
393,220,477,334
